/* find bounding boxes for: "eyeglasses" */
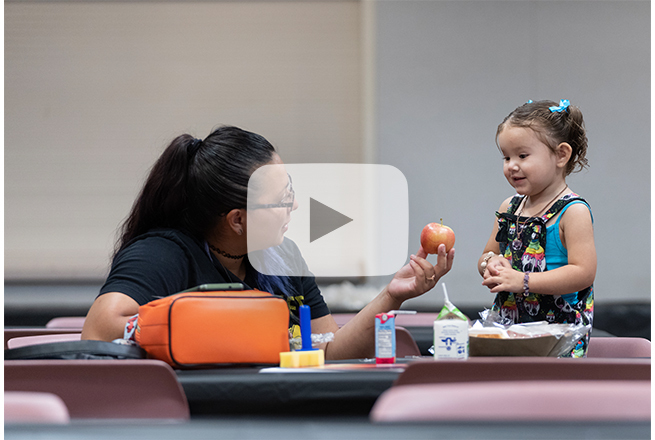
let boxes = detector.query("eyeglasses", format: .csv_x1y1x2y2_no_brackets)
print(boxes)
248,173,295,210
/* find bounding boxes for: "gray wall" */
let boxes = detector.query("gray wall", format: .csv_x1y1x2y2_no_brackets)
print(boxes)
5,1,363,280
375,0,650,307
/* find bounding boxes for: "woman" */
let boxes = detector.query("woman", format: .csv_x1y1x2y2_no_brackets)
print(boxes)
81,125,455,360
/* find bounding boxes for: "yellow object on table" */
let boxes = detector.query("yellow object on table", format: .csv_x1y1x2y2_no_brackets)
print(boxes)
279,349,325,368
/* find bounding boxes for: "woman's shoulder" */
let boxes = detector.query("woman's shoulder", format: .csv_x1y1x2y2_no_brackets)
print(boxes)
104,229,198,304
116,229,202,261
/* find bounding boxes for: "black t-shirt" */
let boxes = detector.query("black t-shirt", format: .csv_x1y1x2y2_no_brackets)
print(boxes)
99,229,330,325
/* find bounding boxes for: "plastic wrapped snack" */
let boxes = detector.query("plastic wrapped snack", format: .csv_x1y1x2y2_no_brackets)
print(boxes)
468,316,591,357
289,332,335,351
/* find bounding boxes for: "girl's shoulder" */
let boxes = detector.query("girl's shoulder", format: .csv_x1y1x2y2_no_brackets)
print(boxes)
551,192,593,226
560,200,593,221
498,194,524,214
554,191,591,214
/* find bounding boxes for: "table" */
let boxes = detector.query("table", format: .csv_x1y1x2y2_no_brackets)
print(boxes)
176,360,411,415
176,355,651,417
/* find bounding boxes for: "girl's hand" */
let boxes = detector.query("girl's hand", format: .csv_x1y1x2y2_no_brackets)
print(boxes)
483,256,512,279
482,265,524,293
387,244,455,302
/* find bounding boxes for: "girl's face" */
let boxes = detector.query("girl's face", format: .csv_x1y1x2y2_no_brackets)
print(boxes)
497,125,562,197
246,154,299,250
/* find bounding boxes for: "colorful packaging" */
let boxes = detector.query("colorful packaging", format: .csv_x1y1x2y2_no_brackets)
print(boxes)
433,283,469,360
375,313,396,364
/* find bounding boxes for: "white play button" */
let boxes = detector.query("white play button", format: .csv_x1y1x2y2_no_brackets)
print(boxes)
309,198,353,243
246,163,408,278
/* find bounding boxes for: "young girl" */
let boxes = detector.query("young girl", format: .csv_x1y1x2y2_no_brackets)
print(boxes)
479,99,596,357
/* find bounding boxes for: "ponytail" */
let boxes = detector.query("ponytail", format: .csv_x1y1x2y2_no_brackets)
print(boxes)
563,105,589,174
115,126,276,255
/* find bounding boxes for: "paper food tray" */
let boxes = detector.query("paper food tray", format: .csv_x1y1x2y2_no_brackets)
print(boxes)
469,334,559,357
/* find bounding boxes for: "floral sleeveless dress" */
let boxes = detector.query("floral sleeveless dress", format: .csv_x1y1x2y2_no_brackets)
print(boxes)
491,193,594,357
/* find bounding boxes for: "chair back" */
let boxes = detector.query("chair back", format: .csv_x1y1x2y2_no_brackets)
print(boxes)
334,312,444,328
4,329,81,350
395,357,651,386
5,391,71,424
5,359,189,420
371,380,651,422
46,317,86,329
7,333,81,349
587,336,651,358
395,313,440,327
395,326,421,358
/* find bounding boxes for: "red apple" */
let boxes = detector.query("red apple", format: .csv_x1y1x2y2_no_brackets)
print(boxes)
420,220,455,254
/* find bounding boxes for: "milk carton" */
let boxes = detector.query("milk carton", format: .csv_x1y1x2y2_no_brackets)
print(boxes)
433,283,469,360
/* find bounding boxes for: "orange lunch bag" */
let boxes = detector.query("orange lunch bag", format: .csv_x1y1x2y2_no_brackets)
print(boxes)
135,284,290,368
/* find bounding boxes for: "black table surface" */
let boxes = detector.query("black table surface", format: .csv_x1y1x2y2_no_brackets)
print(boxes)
176,359,413,415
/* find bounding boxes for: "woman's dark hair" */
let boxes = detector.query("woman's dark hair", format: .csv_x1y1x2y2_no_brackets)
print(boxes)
496,100,589,175
116,125,295,297
116,125,276,253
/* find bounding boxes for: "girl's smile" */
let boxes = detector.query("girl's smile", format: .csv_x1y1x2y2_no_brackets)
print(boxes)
498,126,564,202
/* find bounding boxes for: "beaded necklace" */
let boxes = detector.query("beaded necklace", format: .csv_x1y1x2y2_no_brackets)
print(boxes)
513,185,568,247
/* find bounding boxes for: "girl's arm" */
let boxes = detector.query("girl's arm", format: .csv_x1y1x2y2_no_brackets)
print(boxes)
483,203,596,295
312,244,455,360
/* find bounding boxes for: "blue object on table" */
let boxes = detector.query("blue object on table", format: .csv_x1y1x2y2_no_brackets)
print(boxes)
299,305,316,351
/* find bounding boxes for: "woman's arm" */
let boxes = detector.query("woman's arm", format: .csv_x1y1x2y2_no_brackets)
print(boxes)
482,203,596,295
313,244,455,360
81,292,140,342
311,287,400,360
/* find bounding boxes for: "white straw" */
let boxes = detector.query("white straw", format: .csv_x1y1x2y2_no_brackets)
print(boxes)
441,282,450,303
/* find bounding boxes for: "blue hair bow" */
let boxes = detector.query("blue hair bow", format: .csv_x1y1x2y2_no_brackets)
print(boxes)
549,99,570,113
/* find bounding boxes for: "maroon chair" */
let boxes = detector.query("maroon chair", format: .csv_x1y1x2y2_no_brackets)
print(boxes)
5,391,71,424
332,315,421,358
394,313,440,327
371,380,651,422
5,359,189,420
45,317,86,329
7,333,81,349
587,337,651,358
333,312,440,328
394,357,651,386
4,329,81,350
395,326,421,358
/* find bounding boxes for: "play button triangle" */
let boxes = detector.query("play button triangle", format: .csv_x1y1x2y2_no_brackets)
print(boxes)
309,198,353,243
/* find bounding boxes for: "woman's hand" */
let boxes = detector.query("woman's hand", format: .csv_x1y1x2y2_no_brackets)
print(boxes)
324,244,454,360
387,244,455,303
